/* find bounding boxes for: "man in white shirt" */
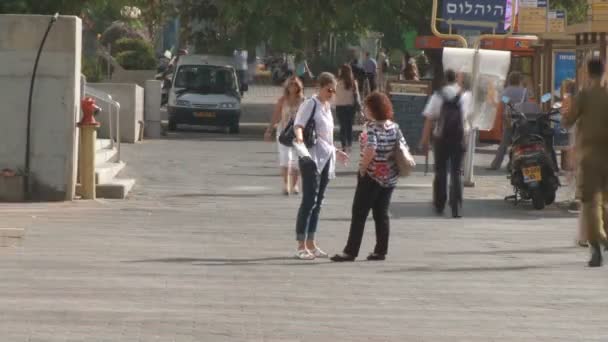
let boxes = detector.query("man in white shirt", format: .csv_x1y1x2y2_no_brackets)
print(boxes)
419,69,472,218
233,49,248,95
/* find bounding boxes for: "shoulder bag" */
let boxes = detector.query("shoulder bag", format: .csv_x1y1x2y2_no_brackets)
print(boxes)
393,125,416,177
278,98,317,148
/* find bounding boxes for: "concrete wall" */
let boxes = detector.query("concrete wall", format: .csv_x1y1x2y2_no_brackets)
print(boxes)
144,80,162,139
90,83,144,143
110,69,156,88
0,15,82,201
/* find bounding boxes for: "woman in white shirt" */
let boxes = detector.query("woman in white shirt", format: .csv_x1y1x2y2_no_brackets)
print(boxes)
293,72,349,260
265,77,305,195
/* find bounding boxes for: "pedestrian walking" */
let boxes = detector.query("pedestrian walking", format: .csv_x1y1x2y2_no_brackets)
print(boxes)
563,58,608,267
488,72,528,170
295,52,313,83
265,76,305,195
401,52,419,81
293,72,349,260
559,79,587,246
233,48,248,95
377,49,389,92
335,64,361,153
351,57,366,92
331,92,406,262
419,69,472,218
363,52,378,92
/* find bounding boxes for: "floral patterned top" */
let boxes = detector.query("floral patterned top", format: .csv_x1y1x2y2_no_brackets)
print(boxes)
359,120,406,188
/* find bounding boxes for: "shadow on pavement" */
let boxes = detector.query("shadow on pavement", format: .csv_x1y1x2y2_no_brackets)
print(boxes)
167,193,276,199
123,256,324,267
391,199,576,220
419,164,509,177
221,173,277,178
161,129,263,142
382,264,550,273
437,245,578,256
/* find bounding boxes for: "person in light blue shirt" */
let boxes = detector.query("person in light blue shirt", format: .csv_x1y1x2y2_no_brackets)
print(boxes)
363,52,378,92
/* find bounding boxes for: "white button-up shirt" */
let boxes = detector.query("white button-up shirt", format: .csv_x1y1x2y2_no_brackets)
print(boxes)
294,96,336,178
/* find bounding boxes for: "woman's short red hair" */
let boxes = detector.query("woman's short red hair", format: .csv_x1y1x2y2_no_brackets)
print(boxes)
364,91,394,121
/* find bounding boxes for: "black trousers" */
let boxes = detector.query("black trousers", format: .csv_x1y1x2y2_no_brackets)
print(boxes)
433,142,464,211
366,73,377,92
343,175,395,258
336,105,356,148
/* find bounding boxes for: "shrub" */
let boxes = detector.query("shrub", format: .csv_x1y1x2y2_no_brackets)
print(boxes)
100,21,148,47
115,50,156,70
111,38,156,70
82,57,104,82
112,38,153,56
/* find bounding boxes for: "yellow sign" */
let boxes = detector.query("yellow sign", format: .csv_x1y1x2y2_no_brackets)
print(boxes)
518,7,548,33
388,81,431,96
548,10,566,33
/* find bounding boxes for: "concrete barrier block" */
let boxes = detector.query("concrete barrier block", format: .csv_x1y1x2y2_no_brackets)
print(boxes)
89,83,144,143
144,80,162,139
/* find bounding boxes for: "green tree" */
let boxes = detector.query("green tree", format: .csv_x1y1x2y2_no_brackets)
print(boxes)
0,0,99,15
551,0,587,24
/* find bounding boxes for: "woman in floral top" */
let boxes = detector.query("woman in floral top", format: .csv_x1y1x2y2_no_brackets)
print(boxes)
332,92,407,262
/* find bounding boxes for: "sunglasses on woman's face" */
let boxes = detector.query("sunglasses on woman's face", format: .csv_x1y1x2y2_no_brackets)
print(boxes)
326,87,336,94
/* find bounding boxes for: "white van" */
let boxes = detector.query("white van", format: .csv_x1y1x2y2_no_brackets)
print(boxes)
167,55,246,134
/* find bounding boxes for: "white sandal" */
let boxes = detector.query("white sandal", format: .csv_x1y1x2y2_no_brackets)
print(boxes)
295,249,315,260
310,247,328,258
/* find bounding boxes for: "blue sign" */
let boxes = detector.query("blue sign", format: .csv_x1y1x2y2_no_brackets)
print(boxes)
442,0,508,33
553,51,576,149
554,51,576,96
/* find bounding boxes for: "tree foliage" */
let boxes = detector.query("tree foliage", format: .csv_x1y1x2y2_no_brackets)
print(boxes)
0,0,593,53
551,0,587,24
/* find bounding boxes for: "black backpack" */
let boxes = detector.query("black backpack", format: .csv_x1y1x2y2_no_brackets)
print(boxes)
437,94,464,144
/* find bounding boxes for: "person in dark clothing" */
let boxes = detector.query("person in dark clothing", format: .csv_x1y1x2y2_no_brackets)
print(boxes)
350,58,366,92
331,92,406,262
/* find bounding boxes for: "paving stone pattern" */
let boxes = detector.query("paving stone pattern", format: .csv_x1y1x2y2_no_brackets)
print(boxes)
0,117,606,341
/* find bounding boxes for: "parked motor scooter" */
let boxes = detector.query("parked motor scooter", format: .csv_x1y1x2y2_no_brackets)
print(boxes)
271,59,293,85
503,93,561,210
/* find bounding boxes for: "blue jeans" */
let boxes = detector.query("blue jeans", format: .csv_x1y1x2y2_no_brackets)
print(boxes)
296,157,330,241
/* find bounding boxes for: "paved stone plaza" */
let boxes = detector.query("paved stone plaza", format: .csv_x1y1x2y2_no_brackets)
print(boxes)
1,88,607,341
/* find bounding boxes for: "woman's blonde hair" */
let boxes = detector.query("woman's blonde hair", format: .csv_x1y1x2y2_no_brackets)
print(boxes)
318,72,337,88
283,76,304,99
560,79,576,98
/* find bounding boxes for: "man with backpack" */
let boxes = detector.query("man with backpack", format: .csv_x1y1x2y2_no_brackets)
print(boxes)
419,69,472,218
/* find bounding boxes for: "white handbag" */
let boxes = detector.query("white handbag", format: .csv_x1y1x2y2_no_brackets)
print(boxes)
394,127,416,177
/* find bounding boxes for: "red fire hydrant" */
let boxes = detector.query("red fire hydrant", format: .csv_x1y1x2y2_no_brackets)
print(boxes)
79,97,101,127
78,97,101,200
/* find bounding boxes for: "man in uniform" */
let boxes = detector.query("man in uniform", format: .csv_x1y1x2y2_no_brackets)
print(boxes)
563,58,608,267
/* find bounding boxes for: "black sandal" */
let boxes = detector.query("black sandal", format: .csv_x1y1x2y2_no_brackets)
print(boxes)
330,253,355,262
